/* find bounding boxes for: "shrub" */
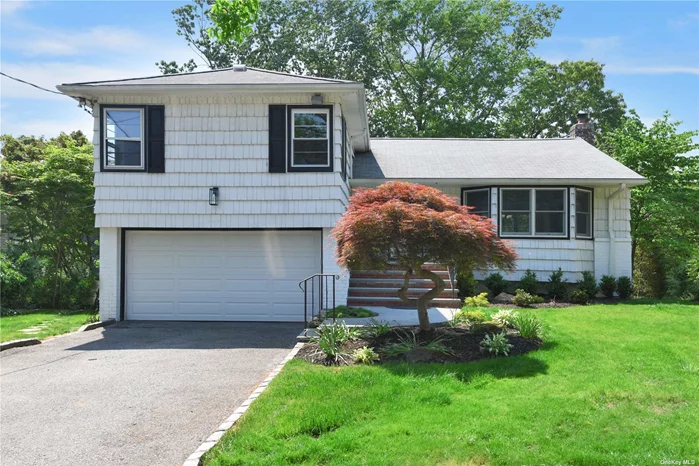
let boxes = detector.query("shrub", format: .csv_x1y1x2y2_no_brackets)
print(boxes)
511,313,544,340
0,253,28,309
326,305,378,318
455,309,487,323
518,269,538,295
570,290,589,305
599,275,617,298
464,292,489,307
512,289,544,308
484,273,508,298
362,318,392,338
617,276,633,299
491,309,518,327
578,271,598,298
353,346,379,364
383,330,453,357
547,268,568,300
456,269,477,301
480,332,513,356
311,321,360,362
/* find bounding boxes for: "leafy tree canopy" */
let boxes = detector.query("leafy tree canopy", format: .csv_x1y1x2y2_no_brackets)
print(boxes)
333,181,516,330
159,0,626,138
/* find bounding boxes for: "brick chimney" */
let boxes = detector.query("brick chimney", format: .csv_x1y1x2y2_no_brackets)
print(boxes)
569,111,595,145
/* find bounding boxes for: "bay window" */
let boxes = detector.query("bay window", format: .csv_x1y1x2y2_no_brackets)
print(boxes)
500,188,568,238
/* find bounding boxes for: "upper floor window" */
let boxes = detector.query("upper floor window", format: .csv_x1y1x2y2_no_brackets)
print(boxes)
103,107,144,170
291,108,330,168
576,188,593,238
500,188,567,238
463,188,490,217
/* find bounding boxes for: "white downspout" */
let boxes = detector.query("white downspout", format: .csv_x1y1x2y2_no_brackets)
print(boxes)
606,183,626,276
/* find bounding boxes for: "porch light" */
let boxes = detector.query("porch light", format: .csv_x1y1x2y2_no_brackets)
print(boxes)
311,94,324,105
209,187,219,206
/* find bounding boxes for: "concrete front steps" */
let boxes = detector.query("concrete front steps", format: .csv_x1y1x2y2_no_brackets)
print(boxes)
347,266,461,308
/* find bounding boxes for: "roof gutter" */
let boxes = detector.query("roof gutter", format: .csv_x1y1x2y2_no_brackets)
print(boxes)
350,177,647,187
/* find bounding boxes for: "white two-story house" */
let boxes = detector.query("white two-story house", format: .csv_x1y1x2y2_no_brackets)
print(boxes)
57,66,645,323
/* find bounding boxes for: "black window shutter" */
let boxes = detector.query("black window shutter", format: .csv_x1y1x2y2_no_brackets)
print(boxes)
147,105,165,173
341,118,347,181
268,105,286,173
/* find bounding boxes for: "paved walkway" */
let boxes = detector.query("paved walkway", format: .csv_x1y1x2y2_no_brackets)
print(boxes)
0,321,301,466
338,306,455,326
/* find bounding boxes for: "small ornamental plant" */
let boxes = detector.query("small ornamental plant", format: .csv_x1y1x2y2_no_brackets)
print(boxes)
333,181,517,331
491,309,519,327
464,292,489,307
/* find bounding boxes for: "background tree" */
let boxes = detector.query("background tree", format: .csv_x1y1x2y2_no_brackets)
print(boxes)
333,182,517,331
161,0,625,138
598,111,699,298
1,133,97,309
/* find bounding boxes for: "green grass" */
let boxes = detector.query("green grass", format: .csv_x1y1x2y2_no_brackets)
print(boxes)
0,309,96,342
205,302,699,465
326,305,379,318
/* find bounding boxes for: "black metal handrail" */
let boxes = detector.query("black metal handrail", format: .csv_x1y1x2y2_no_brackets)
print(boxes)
299,273,340,328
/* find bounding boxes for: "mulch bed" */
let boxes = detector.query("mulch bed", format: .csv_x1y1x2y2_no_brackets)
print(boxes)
295,324,541,366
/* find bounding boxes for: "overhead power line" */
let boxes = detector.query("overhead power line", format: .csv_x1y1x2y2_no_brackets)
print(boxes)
0,71,66,96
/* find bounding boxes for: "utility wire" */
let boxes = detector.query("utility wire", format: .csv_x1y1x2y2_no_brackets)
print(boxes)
0,71,66,96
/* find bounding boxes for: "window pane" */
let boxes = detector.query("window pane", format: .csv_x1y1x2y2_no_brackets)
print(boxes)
293,152,328,166
576,190,591,213
294,126,327,138
535,212,565,234
464,190,489,215
501,212,530,234
294,140,328,153
501,190,530,210
106,110,141,138
576,213,590,237
294,112,327,126
536,190,565,211
105,140,141,166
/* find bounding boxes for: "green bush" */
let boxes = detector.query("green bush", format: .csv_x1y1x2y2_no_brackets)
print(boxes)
464,292,489,307
326,305,378,318
353,346,379,364
484,273,508,298
480,332,513,356
570,290,589,305
547,268,568,300
511,313,544,340
455,269,476,301
491,309,518,327
599,275,617,299
0,253,28,309
518,269,538,295
512,289,544,307
616,276,633,299
578,271,598,298
311,321,360,362
454,309,487,323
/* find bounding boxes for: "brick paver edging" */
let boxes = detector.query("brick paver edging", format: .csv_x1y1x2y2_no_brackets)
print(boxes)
182,341,306,466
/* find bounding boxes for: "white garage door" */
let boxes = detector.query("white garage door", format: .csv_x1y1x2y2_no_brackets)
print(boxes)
125,230,321,321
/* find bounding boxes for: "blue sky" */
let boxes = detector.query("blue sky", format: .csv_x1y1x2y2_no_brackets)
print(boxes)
1,0,698,140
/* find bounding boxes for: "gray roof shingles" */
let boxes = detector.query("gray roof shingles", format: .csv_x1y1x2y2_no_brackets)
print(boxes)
62,67,358,87
353,138,645,182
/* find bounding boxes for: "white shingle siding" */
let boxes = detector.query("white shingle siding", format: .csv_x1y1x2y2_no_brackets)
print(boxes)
440,185,632,282
92,94,349,228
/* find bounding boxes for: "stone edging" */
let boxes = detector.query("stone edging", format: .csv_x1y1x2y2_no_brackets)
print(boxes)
182,341,306,466
78,319,116,332
0,338,41,352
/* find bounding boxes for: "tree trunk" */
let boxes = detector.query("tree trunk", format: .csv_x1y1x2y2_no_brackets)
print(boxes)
397,265,446,332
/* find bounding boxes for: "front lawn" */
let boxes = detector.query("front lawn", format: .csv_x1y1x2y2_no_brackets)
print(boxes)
205,302,699,465
0,310,96,343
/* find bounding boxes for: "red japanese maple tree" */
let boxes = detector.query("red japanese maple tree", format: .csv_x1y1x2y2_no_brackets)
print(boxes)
332,181,517,331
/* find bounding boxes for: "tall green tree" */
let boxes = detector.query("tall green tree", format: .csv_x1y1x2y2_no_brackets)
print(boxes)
160,0,626,138
1,134,97,309
598,111,699,297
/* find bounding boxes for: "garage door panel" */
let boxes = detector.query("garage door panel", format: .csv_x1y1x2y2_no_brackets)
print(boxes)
126,230,320,321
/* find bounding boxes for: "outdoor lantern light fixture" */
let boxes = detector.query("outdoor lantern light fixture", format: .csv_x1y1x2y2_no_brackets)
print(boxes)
209,187,219,206
311,94,324,105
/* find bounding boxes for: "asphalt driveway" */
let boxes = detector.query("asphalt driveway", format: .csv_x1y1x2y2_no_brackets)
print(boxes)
0,321,302,466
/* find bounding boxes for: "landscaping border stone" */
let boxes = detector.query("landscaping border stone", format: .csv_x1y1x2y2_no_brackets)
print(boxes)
0,338,41,352
182,341,306,466
78,319,116,332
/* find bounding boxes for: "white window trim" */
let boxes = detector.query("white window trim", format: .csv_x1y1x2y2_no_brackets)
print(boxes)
290,108,330,168
103,107,145,170
499,187,568,238
575,188,593,239
462,188,490,217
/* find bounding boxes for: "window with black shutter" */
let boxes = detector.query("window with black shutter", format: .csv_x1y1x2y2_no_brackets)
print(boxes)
100,104,165,173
